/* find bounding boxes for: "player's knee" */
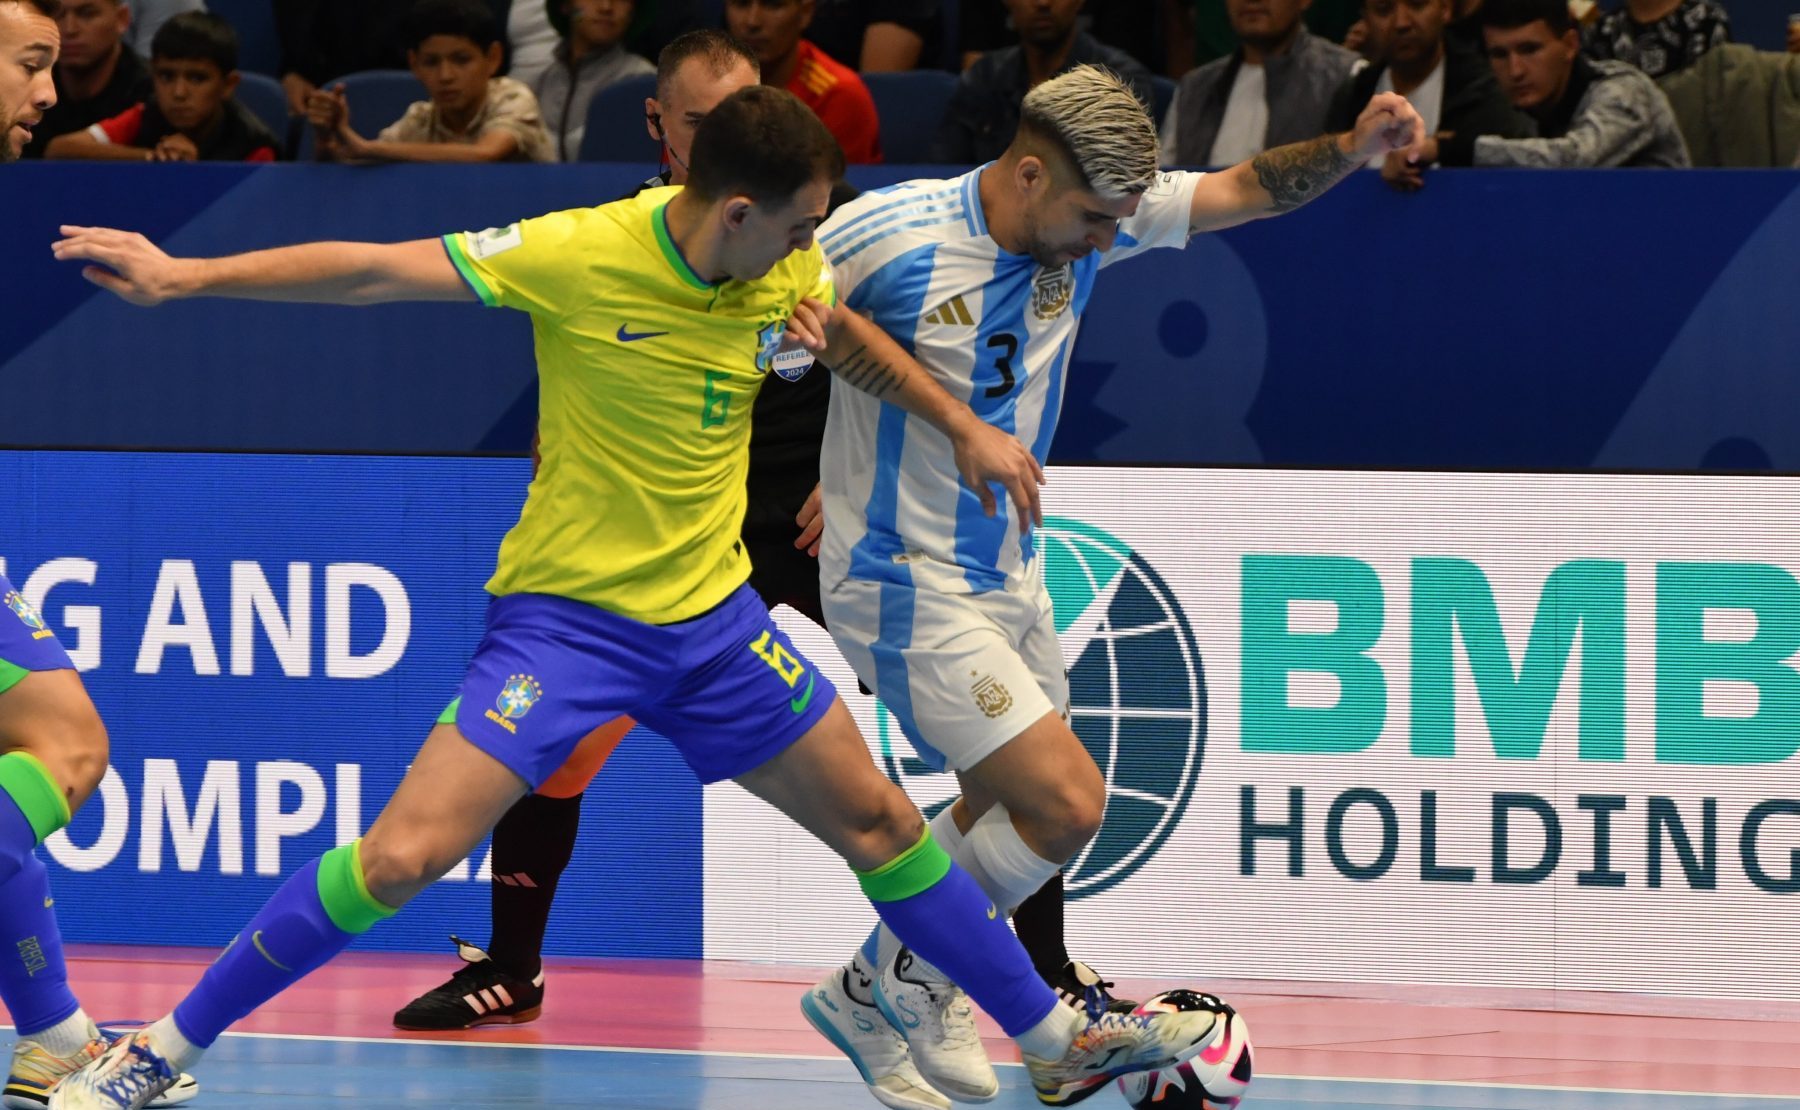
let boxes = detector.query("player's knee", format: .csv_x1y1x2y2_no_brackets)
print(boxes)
356,832,457,908
1027,768,1105,860
839,787,926,872
22,701,110,810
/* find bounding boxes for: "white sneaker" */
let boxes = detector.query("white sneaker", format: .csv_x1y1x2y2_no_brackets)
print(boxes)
5,1031,194,1110
44,1033,178,1110
874,950,998,1103
1023,1004,1222,1106
802,966,950,1110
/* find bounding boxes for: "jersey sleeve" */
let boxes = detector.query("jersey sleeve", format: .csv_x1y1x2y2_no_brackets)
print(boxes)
442,210,585,317
91,102,146,146
805,245,836,307
1100,169,1204,269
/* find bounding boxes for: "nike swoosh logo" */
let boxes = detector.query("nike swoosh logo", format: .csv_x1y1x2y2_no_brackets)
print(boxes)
43,897,52,908
617,325,671,343
1199,1017,1234,1065
986,903,998,920
790,670,816,714
251,930,292,972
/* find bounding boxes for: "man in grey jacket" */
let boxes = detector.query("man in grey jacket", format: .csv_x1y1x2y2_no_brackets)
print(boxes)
533,0,653,161
1434,0,1687,166
1163,0,1361,164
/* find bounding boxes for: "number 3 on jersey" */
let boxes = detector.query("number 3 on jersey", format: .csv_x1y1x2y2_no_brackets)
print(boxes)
984,333,1019,398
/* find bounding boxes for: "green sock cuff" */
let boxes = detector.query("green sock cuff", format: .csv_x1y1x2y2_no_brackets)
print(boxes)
0,751,71,844
856,828,953,903
316,841,398,934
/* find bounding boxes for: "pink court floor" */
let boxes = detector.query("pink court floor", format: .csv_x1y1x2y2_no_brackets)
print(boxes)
9,946,1800,1108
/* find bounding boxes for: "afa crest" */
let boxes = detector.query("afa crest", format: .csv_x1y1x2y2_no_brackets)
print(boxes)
1031,264,1074,321
971,674,1014,719
4,591,52,639
496,674,543,720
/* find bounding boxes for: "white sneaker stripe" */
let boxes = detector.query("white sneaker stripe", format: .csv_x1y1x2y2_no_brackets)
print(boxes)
493,984,514,1008
462,992,486,1014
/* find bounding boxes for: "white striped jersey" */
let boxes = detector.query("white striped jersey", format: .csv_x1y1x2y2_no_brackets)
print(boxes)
817,165,1204,594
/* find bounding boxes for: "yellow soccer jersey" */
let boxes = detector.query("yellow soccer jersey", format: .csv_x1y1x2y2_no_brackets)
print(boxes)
443,186,835,624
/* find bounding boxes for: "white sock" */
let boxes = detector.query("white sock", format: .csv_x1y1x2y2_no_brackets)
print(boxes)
871,805,971,972
845,949,880,1007
145,1014,203,1072
26,1010,95,1057
959,805,1063,918
1015,997,1085,1060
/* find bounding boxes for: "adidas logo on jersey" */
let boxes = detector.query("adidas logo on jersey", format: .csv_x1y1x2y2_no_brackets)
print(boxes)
922,295,975,327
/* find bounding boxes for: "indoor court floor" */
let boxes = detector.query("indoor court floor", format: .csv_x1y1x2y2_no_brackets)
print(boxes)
7,946,1799,1109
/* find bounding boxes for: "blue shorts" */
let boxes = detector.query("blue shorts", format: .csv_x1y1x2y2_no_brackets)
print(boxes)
0,574,74,689
448,584,837,787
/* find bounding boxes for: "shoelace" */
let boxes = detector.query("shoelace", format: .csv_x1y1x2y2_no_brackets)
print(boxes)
95,1041,171,1105
922,986,981,1050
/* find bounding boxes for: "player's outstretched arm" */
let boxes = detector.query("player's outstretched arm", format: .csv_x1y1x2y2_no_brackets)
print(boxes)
1186,91,1428,234
51,227,477,307
787,297,1044,525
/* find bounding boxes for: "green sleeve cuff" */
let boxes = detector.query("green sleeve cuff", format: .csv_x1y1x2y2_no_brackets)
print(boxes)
316,841,399,934
0,751,71,844
856,828,953,903
442,233,500,307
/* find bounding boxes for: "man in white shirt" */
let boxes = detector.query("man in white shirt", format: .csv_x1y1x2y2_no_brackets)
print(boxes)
805,62,1426,1110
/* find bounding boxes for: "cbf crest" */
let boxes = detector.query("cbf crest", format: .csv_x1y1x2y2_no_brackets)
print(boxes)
1032,263,1075,321
484,674,543,735
4,592,54,640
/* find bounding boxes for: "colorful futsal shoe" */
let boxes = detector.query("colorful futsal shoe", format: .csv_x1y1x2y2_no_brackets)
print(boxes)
392,936,545,1031
802,965,951,1110
1023,1002,1223,1106
873,949,999,1103
1049,960,1138,1016
5,1030,194,1110
43,1032,177,1110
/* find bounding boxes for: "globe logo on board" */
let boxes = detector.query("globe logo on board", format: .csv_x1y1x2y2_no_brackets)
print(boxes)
877,517,1208,898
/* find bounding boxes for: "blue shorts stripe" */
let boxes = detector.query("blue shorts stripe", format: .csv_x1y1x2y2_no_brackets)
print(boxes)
871,576,946,771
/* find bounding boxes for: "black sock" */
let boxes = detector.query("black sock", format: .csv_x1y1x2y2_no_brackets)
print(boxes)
1012,869,1072,981
485,791,583,980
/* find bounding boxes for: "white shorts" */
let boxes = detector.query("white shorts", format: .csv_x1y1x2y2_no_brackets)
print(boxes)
824,570,1069,772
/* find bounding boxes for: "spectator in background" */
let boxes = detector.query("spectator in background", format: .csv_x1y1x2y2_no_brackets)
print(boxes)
504,0,561,89
1583,0,1729,79
642,27,758,183
275,0,411,116
725,0,881,161
21,0,148,156
1163,0,1359,164
47,10,280,158
932,0,1152,162
1429,0,1687,165
535,0,652,160
809,0,941,71
1326,0,1529,187
960,0,1189,76
308,0,553,162
1192,0,1364,68
122,0,205,56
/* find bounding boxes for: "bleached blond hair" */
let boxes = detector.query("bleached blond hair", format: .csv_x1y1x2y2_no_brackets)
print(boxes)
1015,65,1160,200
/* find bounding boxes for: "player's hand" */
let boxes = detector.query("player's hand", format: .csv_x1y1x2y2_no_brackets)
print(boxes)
1350,91,1427,165
785,296,833,351
51,226,193,306
950,415,1044,527
794,483,824,557
153,133,198,162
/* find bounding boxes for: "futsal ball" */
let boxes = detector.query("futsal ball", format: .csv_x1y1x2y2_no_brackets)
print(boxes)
1116,990,1254,1109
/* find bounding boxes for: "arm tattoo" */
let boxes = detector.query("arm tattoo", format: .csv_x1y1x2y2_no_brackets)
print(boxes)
1251,134,1359,214
829,343,906,399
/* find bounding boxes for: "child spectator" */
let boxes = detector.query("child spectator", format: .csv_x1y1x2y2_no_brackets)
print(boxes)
309,0,554,163
534,0,653,161
46,10,280,160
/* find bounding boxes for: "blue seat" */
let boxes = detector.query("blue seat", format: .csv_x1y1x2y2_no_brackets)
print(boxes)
209,0,282,76
577,73,661,164
233,71,290,156
864,70,958,164
296,70,423,161
1149,75,1176,128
